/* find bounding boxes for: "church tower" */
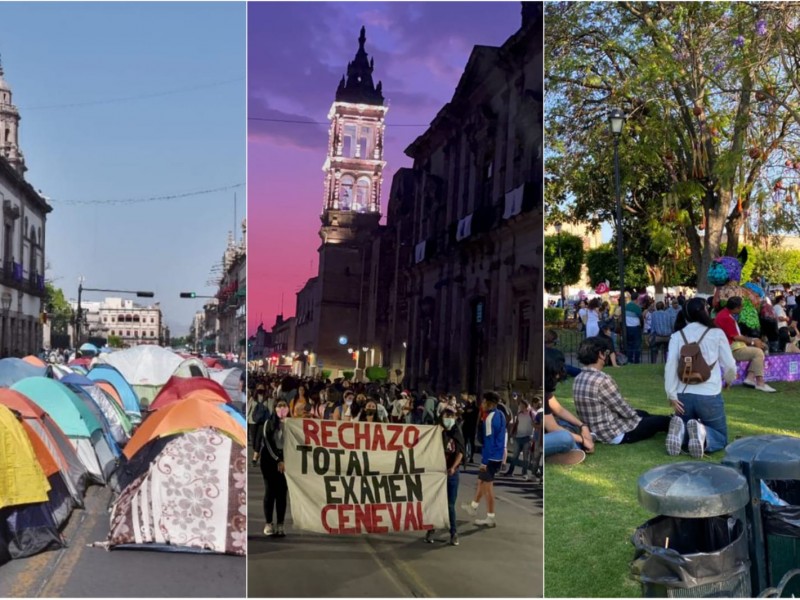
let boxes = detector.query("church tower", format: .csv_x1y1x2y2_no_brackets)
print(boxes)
0,57,26,175
310,27,387,373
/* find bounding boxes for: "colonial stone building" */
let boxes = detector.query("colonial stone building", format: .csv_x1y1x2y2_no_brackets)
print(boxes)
0,60,51,356
292,27,386,376
71,297,163,347
216,222,246,358
377,4,542,394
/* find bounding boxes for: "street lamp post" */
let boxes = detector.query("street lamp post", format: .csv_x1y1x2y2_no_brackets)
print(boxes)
554,222,565,311
1,292,11,358
76,283,154,347
608,108,626,354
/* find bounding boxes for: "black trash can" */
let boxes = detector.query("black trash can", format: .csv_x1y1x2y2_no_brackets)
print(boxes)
631,462,751,597
723,435,800,597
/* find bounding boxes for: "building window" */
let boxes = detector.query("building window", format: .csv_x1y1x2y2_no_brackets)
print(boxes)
340,175,355,210
357,126,371,158
354,177,370,212
126,331,130,337
342,124,356,157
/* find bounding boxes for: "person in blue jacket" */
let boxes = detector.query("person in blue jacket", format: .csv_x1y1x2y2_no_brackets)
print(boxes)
461,391,507,527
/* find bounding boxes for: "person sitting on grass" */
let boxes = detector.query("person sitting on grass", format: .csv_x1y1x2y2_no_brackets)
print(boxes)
543,347,593,465
664,297,737,459
714,296,776,393
573,337,671,445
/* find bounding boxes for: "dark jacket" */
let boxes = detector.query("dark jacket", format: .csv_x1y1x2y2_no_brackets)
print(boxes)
254,417,285,463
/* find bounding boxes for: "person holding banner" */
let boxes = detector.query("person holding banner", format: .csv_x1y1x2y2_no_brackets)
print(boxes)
462,392,507,528
425,405,465,546
253,398,290,537
358,398,387,424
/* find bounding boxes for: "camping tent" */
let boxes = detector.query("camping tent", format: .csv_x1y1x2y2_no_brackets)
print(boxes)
95,346,183,406
0,358,47,387
0,405,63,565
173,357,210,379
61,373,132,445
108,428,246,555
124,396,246,460
12,378,116,484
0,389,89,506
149,376,229,412
22,355,46,367
209,368,243,409
86,365,142,424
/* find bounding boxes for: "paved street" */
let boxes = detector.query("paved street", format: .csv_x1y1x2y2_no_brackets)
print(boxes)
0,485,246,598
247,451,542,598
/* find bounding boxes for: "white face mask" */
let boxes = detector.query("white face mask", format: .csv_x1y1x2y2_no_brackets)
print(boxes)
345,398,353,406
443,418,455,429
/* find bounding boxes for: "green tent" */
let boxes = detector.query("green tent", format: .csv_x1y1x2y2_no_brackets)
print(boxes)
12,377,102,439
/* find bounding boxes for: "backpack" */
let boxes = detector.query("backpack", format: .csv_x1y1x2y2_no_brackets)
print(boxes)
252,401,268,424
677,328,716,384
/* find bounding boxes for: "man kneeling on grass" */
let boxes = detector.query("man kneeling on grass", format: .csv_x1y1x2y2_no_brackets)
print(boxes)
573,337,671,445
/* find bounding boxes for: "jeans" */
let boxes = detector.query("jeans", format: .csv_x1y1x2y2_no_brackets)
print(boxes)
447,472,459,535
675,392,728,453
507,436,532,475
545,429,577,456
261,454,287,525
626,326,642,363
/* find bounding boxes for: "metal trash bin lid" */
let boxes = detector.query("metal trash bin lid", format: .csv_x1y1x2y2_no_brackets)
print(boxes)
722,435,800,480
638,462,749,518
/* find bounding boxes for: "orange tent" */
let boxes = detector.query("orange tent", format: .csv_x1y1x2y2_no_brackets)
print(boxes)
96,381,124,410
22,355,46,367
19,420,59,477
149,376,229,411
123,396,245,459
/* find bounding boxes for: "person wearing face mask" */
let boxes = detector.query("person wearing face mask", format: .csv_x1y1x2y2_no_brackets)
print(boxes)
358,399,386,423
425,406,464,546
253,399,290,537
334,390,355,421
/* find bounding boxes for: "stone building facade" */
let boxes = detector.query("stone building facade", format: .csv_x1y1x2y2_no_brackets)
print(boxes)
0,60,51,356
72,297,163,347
377,4,542,394
216,223,246,358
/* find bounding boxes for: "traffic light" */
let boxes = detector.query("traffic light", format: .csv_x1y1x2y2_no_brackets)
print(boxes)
179,292,196,298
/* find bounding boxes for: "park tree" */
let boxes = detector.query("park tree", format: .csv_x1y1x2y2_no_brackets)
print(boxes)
44,282,73,335
544,232,584,294
107,335,123,349
546,2,800,293
585,244,651,291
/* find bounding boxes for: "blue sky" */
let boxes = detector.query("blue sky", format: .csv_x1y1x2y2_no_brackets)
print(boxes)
0,2,245,336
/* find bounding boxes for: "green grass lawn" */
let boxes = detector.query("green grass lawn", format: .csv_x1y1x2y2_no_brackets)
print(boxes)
544,364,800,598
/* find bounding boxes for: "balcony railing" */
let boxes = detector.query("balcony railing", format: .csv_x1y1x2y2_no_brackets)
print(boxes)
0,262,46,297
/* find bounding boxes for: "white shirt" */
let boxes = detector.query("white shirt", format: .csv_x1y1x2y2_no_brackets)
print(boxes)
585,310,599,337
664,322,737,400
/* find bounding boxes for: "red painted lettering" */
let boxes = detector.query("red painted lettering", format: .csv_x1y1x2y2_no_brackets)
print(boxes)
387,425,403,451
417,502,434,531
338,504,355,534
340,422,355,450
353,423,370,450
371,425,386,451
353,503,371,533
321,505,336,534
403,501,419,531
404,427,420,448
370,504,389,534
388,503,402,531
303,419,321,446
321,420,336,448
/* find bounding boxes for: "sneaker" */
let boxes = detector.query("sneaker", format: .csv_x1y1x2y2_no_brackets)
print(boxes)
450,533,459,546
475,516,497,528
756,383,777,393
666,416,685,456
263,523,274,536
687,420,707,459
424,530,435,544
275,524,286,537
545,449,586,465
461,502,478,516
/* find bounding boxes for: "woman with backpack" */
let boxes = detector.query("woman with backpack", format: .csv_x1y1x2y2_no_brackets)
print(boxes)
253,398,290,537
664,297,737,459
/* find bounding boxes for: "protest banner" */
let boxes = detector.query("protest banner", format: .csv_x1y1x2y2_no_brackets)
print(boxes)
283,418,449,535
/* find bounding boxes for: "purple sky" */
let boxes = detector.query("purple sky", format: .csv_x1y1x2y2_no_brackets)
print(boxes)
248,1,523,334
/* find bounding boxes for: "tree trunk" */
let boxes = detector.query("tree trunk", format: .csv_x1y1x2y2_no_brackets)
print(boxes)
647,264,665,301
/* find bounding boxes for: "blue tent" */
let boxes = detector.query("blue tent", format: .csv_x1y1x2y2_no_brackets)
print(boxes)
86,365,142,424
0,358,47,387
218,403,246,429
79,343,99,356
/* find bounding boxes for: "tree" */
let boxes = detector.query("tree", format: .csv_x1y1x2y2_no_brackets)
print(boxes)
544,232,584,294
585,244,651,291
44,282,73,335
107,335,123,348
546,2,800,292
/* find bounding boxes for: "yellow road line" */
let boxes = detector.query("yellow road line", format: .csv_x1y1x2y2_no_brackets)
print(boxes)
364,536,437,598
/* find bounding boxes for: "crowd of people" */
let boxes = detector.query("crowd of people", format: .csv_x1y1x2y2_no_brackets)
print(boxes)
545,287,798,466
245,371,542,543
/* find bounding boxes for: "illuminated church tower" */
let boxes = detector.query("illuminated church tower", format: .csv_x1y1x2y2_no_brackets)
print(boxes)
310,27,387,373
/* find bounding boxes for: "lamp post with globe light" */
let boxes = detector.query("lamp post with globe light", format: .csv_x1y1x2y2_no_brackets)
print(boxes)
608,108,626,353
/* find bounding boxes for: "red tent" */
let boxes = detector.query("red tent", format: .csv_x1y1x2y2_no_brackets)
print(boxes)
202,357,221,369
148,376,230,411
